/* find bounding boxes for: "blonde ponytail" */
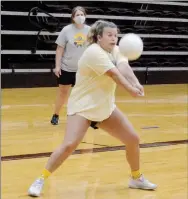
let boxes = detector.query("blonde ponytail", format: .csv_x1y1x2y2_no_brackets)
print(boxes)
87,22,98,45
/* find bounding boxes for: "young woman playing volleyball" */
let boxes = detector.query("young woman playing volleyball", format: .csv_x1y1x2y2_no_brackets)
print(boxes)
28,20,157,197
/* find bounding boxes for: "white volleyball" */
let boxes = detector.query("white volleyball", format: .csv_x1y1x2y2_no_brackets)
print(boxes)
119,33,144,61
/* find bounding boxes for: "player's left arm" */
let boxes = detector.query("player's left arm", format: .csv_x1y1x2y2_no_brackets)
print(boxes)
117,61,138,85
114,45,144,94
114,45,139,85
117,61,144,95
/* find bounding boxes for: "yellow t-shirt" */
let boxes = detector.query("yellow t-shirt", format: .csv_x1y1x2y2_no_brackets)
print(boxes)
67,43,128,121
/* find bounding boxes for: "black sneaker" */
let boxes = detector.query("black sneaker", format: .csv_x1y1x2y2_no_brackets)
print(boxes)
51,114,59,125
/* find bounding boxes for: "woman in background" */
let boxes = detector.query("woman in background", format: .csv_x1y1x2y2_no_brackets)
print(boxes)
51,6,90,125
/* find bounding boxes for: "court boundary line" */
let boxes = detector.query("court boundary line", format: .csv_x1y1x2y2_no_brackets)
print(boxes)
2,139,187,161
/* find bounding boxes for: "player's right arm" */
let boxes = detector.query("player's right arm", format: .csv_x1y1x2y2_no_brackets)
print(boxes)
86,45,143,97
54,46,64,77
106,67,143,97
54,27,67,77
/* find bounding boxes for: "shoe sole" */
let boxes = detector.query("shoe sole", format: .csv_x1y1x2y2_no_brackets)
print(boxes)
51,121,58,125
51,123,58,125
28,192,40,197
129,185,157,190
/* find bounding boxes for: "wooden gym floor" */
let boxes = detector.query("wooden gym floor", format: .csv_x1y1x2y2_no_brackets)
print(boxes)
2,84,188,199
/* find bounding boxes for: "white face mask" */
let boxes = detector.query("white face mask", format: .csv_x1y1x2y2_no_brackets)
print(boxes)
74,16,86,24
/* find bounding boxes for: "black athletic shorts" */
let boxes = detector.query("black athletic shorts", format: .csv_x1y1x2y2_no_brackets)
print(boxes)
90,121,99,130
57,70,76,87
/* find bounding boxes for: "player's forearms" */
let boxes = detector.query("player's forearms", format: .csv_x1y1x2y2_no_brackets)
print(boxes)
111,73,133,92
117,62,140,85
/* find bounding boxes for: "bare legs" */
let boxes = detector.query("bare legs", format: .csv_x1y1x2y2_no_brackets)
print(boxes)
53,85,71,115
99,108,140,171
46,115,90,172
